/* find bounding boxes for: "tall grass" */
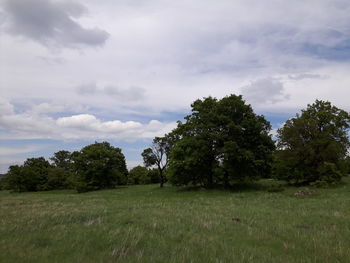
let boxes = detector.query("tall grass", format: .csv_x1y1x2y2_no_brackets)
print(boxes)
1,178,350,262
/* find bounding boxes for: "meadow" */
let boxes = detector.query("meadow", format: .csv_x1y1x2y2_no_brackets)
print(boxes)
1,178,350,263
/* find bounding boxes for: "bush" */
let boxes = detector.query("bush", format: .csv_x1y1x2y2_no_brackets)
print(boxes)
311,162,343,187
128,166,150,185
128,166,161,185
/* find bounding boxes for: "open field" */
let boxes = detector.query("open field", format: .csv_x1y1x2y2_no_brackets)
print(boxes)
1,178,350,263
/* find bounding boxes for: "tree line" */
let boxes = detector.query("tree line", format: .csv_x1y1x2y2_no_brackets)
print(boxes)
1,95,349,192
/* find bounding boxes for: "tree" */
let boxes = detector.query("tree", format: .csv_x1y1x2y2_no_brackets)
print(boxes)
275,100,350,185
72,142,128,192
46,167,70,190
50,150,72,171
142,137,170,187
6,157,51,192
128,165,150,185
49,150,74,189
167,95,275,188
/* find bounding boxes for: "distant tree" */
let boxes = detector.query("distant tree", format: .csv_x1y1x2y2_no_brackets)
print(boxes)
147,168,160,184
142,137,171,187
128,165,151,185
275,100,350,186
72,142,128,192
167,95,275,188
50,150,72,171
346,156,350,174
6,157,51,192
49,150,74,189
46,167,70,190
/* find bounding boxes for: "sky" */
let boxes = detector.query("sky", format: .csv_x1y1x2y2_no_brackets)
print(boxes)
1,0,350,173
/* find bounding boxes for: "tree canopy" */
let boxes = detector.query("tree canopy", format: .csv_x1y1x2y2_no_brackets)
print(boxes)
50,150,72,171
167,94,275,188
72,142,128,192
6,157,51,192
275,100,350,185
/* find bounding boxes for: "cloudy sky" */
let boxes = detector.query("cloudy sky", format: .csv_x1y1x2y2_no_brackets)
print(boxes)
1,0,350,173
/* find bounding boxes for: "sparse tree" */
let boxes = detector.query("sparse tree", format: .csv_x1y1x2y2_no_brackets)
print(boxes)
142,137,170,187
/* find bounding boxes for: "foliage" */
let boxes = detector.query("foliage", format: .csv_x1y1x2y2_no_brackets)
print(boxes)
50,150,72,171
167,95,275,188
0,174,7,190
311,162,344,187
142,136,171,187
48,150,75,189
345,156,350,174
72,142,128,192
46,167,71,190
128,166,151,185
275,100,350,186
5,157,51,192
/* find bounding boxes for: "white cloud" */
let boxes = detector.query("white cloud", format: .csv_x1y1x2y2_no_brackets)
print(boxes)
241,78,290,105
0,100,177,141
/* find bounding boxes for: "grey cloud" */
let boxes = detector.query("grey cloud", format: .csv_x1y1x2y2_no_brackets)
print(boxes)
241,78,290,104
288,73,327,80
2,0,109,48
77,83,146,102
77,82,98,95
104,86,146,101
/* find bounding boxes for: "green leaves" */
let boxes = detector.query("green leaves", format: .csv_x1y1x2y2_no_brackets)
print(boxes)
275,100,350,185
167,94,275,188
72,142,128,192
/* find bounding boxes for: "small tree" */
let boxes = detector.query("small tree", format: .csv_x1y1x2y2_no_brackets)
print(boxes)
49,150,74,189
6,157,51,192
142,137,170,187
128,165,150,185
72,142,128,192
275,100,350,185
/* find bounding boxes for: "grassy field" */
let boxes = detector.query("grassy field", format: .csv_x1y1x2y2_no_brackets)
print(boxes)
1,178,350,263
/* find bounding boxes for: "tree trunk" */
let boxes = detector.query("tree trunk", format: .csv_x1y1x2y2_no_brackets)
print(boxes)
159,168,164,188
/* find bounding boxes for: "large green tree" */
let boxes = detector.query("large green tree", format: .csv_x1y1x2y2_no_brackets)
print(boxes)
72,142,128,192
167,94,275,188
275,100,350,185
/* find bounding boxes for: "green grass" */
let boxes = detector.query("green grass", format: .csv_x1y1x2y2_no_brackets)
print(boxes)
1,178,350,263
